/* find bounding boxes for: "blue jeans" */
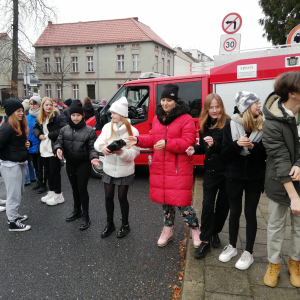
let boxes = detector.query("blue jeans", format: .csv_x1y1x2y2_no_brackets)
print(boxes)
25,161,36,184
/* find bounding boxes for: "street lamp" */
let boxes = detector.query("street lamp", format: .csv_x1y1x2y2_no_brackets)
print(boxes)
152,61,162,72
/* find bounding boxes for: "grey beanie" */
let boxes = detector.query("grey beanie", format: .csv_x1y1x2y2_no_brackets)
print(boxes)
30,95,42,106
235,91,259,114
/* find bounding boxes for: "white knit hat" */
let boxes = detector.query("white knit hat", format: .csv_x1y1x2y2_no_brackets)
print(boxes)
30,95,42,106
110,97,128,117
235,91,259,114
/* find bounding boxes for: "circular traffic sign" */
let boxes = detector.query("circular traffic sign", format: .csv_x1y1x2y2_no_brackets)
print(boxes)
222,13,242,34
223,37,237,52
287,24,300,45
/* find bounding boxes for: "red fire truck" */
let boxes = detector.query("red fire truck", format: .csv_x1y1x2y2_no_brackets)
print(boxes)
87,50,300,178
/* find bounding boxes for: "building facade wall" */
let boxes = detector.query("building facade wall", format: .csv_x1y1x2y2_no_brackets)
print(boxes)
35,41,175,102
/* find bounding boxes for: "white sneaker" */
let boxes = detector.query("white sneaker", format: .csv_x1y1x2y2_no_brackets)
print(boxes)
46,193,65,206
0,206,5,212
235,251,254,270
219,244,238,262
41,191,54,203
0,199,6,205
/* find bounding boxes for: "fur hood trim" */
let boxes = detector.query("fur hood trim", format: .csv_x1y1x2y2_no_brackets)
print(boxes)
263,92,290,122
155,100,190,125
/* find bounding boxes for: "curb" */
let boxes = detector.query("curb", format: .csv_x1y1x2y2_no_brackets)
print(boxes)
180,169,204,300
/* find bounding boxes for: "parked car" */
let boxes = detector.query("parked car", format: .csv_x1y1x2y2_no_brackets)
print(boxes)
53,98,67,109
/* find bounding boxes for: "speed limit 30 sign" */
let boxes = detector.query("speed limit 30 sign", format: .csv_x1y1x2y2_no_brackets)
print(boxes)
219,34,241,55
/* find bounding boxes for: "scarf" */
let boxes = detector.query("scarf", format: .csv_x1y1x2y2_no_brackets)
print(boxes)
29,107,40,118
69,118,86,129
230,113,263,156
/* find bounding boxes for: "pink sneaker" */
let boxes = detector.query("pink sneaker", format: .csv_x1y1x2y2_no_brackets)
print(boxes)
192,227,201,248
157,226,173,247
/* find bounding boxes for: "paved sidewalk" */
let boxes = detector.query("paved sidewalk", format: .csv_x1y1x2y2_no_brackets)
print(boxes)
181,170,300,300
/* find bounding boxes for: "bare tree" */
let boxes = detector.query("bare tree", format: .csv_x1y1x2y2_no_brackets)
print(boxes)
0,0,56,97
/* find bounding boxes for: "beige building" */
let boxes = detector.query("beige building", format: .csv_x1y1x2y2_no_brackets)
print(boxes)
34,18,175,101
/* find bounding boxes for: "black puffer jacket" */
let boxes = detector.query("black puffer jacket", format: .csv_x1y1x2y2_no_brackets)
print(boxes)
0,122,29,162
33,112,67,152
83,104,95,121
193,118,230,173
54,120,99,163
222,122,266,181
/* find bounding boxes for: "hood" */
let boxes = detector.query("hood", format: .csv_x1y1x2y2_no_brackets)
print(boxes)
263,92,292,123
155,100,190,125
83,104,94,113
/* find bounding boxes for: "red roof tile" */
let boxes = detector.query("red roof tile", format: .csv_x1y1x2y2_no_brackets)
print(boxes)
34,18,173,50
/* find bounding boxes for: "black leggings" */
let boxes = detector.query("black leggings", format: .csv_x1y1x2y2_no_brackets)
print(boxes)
42,156,61,193
66,160,91,213
227,179,264,254
104,183,129,225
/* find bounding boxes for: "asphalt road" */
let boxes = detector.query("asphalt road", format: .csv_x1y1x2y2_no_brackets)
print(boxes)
0,165,185,300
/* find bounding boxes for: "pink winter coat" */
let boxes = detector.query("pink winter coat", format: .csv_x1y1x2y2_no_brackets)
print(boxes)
137,102,196,206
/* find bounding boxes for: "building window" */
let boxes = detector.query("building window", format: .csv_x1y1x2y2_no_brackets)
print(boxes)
117,55,124,71
133,54,139,71
44,58,50,72
57,85,61,99
55,47,61,51
87,56,93,72
162,58,164,73
56,57,61,73
45,84,51,97
117,45,124,48
71,47,77,50
72,57,78,72
167,60,170,75
86,46,93,49
132,44,140,47
73,85,79,99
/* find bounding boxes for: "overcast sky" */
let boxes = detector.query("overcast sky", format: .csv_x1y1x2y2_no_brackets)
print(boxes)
38,0,272,59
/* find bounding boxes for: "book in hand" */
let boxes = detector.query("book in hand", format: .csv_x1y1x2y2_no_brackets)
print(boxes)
107,139,126,152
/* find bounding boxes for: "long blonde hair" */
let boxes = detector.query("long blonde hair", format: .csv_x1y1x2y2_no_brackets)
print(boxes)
242,108,263,132
105,117,133,142
8,111,29,137
37,97,59,124
199,94,229,132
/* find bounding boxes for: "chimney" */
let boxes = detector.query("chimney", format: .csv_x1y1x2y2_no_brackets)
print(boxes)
48,21,52,26
133,17,139,21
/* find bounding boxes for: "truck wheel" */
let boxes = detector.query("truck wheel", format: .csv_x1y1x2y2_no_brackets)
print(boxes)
90,157,104,179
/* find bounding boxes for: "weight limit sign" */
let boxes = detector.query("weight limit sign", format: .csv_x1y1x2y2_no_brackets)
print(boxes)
222,13,242,34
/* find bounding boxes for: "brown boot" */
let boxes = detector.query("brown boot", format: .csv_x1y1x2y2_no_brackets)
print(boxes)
264,262,281,287
288,258,300,287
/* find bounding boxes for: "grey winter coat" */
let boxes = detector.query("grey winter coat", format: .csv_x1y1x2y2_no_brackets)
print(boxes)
262,92,300,206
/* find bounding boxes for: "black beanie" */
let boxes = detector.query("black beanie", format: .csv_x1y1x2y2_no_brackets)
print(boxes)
160,83,179,102
64,99,72,107
4,98,24,116
69,102,83,116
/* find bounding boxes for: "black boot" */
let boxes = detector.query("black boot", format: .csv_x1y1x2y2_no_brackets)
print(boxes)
79,212,90,230
66,207,83,222
211,233,221,248
116,223,130,238
32,181,41,190
37,184,47,194
101,220,116,238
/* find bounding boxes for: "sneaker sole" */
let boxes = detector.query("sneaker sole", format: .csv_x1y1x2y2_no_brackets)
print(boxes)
46,200,65,206
157,236,173,247
235,258,254,270
9,226,31,232
219,251,238,263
